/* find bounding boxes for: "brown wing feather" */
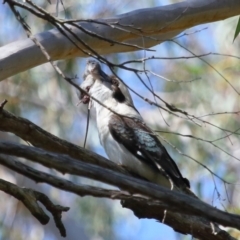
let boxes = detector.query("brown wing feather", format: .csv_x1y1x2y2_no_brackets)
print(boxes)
108,114,190,189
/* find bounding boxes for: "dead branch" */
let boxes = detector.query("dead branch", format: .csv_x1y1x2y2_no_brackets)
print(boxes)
122,200,236,240
0,141,240,232
0,108,127,175
0,107,238,239
0,178,69,237
0,154,135,201
0,154,236,240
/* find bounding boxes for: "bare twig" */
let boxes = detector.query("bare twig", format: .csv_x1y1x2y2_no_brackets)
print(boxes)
158,135,229,184
171,39,240,95
156,129,240,162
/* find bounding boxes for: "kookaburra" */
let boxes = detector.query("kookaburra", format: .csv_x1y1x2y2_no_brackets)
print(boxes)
79,60,190,193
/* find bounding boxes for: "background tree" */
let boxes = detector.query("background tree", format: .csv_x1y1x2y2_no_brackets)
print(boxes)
0,0,240,239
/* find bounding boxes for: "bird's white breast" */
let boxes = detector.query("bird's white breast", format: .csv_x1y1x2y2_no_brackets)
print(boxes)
88,80,171,187
89,79,140,145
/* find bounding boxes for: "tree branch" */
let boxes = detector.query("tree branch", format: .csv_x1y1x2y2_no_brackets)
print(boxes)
0,108,127,175
122,200,236,240
0,154,137,201
1,0,240,80
0,141,239,232
0,178,69,237
0,107,238,239
0,154,236,240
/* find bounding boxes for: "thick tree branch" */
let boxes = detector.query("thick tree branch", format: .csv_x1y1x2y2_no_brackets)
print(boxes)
0,141,240,232
0,154,136,201
122,200,236,240
0,108,127,175
0,154,236,240
0,107,238,239
121,201,235,240
0,178,69,237
1,0,240,80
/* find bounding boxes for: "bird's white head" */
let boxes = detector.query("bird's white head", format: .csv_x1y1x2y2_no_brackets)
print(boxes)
84,59,102,78
79,60,134,106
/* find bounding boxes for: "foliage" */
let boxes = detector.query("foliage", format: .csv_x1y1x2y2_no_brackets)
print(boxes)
233,16,240,42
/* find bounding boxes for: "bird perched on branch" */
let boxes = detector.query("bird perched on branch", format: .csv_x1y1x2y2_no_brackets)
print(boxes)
79,60,191,193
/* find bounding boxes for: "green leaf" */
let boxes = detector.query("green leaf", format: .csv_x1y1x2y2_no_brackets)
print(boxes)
233,17,240,42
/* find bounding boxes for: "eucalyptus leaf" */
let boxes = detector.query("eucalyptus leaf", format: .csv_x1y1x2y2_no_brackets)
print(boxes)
233,16,240,42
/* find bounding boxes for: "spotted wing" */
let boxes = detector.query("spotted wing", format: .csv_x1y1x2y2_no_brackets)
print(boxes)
108,114,190,189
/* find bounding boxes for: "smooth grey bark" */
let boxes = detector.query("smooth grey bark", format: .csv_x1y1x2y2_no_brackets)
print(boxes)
0,0,240,80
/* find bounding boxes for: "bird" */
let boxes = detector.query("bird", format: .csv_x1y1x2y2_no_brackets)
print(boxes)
79,59,191,193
